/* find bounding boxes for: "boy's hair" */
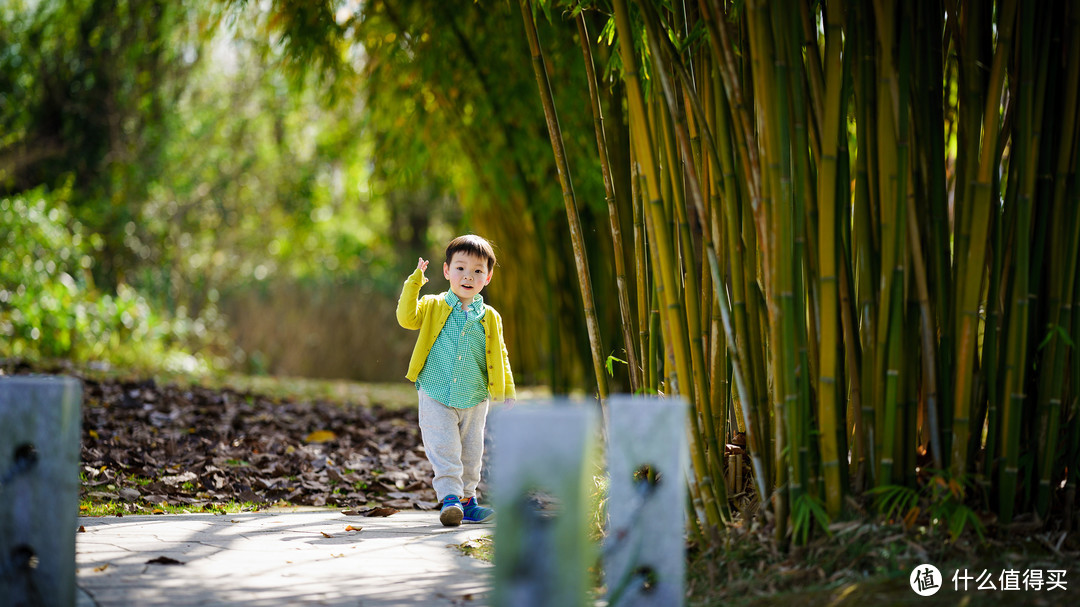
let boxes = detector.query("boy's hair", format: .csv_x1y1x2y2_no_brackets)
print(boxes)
445,234,497,271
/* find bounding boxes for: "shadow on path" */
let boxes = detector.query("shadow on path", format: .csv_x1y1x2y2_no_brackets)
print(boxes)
76,509,492,606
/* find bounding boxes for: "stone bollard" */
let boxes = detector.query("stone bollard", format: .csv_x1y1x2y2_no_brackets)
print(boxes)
489,402,599,607
605,395,687,607
0,376,82,607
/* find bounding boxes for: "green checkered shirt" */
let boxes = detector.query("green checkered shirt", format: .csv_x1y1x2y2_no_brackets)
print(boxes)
416,292,489,408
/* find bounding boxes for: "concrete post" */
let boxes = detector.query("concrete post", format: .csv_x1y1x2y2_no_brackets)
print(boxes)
605,395,687,607
489,402,599,607
0,376,82,607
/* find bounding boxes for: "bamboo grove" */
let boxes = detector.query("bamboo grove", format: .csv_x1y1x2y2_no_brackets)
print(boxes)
520,0,1080,540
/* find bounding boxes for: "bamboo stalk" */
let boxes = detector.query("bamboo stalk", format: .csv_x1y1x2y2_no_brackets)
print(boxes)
1034,1,1080,518
715,72,764,469
950,0,1018,479
779,2,815,509
815,0,846,517
613,0,720,529
637,0,729,526
576,13,642,393
998,0,1048,524
631,138,652,392
850,0,879,487
518,0,610,411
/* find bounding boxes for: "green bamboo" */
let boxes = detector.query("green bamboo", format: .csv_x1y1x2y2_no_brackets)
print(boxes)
921,0,950,471
503,0,1079,541
576,14,642,393
518,0,609,410
998,0,1048,524
1034,2,1080,518
850,0,879,488
746,0,797,541
637,0,729,525
613,0,719,527
980,161,1011,485
631,142,652,392
701,0,764,216
835,41,863,494
715,71,766,472
870,0,905,486
949,0,990,344
815,0,846,517
951,0,1018,479
778,0,814,507
797,0,824,165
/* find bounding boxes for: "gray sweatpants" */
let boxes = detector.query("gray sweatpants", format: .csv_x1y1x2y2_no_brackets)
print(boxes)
417,387,489,501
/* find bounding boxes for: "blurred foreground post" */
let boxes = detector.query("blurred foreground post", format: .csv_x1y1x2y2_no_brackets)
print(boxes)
489,403,599,607
605,395,686,606
0,376,82,607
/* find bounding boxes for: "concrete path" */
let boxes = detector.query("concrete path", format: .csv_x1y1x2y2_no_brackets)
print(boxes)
76,509,493,606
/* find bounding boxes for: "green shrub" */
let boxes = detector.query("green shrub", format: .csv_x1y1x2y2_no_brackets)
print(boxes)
1,184,219,373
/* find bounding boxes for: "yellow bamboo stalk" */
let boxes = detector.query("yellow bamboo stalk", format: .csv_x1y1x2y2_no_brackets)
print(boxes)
518,0,610,409
951,0,1018,478
815,0,846,518
613,0,694,402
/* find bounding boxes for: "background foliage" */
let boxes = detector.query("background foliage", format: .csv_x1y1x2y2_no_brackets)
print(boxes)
2,0,625,390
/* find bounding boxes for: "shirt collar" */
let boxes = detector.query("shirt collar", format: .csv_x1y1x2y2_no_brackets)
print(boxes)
444,291,484,313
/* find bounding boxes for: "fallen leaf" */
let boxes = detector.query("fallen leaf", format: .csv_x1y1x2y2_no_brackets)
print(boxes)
78,526,86,533
304,430,337,443
94,564,109,572
320,531,333,538
118,488,140,502
146,556,184,565
364,507,400,518
76,377,434,514
152,508,165,515
345,525,361,532
331,553,345,558
341,510,362,516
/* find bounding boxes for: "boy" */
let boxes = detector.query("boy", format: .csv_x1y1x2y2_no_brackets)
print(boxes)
396,234,515,526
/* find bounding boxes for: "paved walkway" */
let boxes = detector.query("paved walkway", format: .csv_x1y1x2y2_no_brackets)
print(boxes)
76,509,493,606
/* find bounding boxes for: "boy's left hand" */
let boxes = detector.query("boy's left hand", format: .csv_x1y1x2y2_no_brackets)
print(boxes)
501,398,516,411
417,257,429,285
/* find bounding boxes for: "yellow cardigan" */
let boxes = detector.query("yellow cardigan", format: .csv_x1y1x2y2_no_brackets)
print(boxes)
396,268,516,401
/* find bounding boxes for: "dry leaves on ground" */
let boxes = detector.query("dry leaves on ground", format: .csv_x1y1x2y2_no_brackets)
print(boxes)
79,377,438,511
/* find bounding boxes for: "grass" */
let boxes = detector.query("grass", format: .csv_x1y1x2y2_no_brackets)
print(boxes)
684,516,1078,606
454,536,495,562
79,498,272,517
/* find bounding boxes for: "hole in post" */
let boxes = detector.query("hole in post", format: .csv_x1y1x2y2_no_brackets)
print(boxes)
634,565,658,593
11,545,39,570
13,443,37,470
510,490,557,581
632,464,661,493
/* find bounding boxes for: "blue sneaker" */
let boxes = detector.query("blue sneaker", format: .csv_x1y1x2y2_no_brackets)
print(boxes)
461,497,494,523
440,495,464,526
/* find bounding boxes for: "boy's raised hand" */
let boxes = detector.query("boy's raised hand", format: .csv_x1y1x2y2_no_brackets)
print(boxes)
417,257,429,285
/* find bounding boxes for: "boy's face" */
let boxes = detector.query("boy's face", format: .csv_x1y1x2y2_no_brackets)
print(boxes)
444,252,493,305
